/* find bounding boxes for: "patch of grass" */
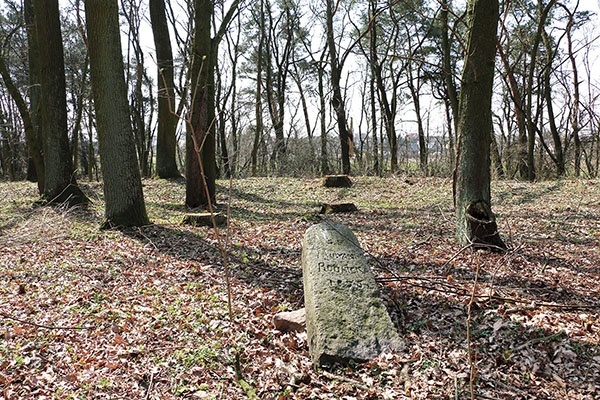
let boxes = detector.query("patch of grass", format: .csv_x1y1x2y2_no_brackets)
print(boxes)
173,346,220,368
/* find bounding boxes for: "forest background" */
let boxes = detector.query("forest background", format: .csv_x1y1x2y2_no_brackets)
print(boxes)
1,0,600,399
1,0,599,181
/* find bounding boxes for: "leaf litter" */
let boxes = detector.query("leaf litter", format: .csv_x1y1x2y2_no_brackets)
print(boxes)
0,177,599,399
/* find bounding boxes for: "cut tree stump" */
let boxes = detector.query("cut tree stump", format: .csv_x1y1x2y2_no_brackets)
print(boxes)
182,212,227,228
323,175,352,188
319,202,358,214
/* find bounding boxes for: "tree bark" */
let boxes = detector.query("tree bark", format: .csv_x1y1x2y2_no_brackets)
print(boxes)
251,0,265,177
33,0,87,205
0,53,44,193
454,0,505,250
86,0,149,227
24,0,45,191
149,0,181,179
186,0,239,207
317,50,330,176
368,1,379,176
187,0,217,208
326,0,352,175
440,0,458,167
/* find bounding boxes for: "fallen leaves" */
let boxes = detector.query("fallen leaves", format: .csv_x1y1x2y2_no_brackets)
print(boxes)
0,177,599,399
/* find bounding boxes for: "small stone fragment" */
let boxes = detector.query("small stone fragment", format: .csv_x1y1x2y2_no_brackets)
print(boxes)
273,308,306,332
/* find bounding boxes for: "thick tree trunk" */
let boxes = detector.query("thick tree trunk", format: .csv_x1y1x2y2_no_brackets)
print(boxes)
86,0,149,227
149,0,181,179
326,0,352,175
251,0,265,177
24,0,45,192
185,0,239,205
34,0,87,205
454,0,505,251
187,0,217,208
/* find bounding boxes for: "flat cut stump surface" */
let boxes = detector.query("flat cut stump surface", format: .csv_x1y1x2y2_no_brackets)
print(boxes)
182,212,227,227
319,202,358,214
323,175,352,188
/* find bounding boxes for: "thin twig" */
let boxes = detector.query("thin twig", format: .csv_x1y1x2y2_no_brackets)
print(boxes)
144,371,155,400
0,311,89,330
511,331,564,352
466,255,481,400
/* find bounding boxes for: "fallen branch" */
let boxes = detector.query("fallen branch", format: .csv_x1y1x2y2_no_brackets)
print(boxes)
321,370,370,391
511,331,565,352
376,276,600,310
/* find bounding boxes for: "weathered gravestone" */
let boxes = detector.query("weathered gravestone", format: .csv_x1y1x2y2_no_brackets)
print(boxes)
302,222,402,367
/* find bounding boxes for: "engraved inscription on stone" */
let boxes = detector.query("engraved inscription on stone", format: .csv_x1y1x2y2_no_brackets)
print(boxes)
317,259,365,291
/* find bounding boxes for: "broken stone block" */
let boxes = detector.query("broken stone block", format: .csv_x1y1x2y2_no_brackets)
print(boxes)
319,202,358,214
273,308,306,332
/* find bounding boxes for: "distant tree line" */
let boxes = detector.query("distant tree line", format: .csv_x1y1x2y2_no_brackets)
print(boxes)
0,0,597,237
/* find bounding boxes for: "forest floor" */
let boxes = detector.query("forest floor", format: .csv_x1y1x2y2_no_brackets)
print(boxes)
0,176,599,399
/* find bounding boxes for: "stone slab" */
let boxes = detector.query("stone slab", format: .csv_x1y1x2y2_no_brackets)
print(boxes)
302,222,402,367
273,308,306,332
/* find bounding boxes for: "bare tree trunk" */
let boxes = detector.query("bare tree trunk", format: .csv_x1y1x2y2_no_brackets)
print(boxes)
0,52,44,192
441,0,458,168
541,27,564,176
251,0,265,177
34,0,87,205
368,3,379,176
86,0,149,227
150,0,181,179
317,50,329,176
454,0,505,250
563,5,582,177
186,0,239,207
24,0,45,190
326,0,352,175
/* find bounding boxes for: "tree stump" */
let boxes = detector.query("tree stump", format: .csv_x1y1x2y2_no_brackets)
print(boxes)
465,201,506,251
319,202,358,215
323,175,352,188
182,212,227,228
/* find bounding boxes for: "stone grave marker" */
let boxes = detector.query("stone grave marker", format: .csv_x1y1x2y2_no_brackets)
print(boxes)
302,221,402,367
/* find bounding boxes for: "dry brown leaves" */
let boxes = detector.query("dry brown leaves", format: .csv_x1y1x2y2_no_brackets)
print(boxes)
0,177,599,399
